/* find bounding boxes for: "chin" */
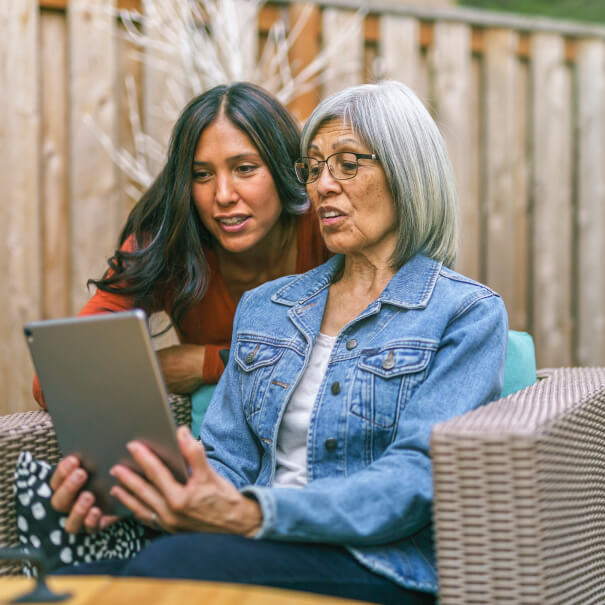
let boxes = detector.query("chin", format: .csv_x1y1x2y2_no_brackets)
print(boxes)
222,243,252,254
323,237,355,256
221,235,262,254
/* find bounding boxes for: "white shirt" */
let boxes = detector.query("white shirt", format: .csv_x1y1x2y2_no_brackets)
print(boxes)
273,333,337,487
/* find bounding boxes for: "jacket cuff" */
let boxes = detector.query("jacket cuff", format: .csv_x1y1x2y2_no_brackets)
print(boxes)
240,486,277,539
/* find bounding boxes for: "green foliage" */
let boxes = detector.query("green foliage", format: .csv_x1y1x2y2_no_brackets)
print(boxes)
459,0,605,24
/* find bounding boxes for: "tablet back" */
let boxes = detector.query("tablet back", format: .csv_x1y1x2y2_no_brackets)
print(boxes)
24,310,188,514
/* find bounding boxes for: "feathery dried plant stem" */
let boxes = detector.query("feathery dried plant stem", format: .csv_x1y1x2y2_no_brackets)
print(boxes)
79,0,363,197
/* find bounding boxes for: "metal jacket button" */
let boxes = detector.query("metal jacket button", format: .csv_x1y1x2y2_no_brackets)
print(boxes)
324,438,338,451
245,352,255,365
346,339,358,350
382,351,395,370
331,381,341,395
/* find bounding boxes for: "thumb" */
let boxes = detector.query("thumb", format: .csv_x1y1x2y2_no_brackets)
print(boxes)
177,425,211,478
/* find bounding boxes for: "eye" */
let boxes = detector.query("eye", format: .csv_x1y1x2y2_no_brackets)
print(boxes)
334,153,358,175
309,164,321,178
193,169,213,182
235,163,258,176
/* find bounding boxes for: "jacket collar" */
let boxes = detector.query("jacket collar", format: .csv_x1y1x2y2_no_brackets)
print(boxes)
272,254,442,310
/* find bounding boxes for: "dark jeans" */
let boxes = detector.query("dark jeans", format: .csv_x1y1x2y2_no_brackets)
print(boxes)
54,532,435,605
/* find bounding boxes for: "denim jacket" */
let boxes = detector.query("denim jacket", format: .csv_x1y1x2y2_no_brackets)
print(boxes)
201,254,508,594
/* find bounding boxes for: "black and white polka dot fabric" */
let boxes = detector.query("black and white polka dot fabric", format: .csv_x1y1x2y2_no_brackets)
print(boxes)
13,451,158,575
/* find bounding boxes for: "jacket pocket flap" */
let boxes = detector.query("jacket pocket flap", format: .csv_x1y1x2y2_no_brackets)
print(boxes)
234,340,284,371
359,345,433,378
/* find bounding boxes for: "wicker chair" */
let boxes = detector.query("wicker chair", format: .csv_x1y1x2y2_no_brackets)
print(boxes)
1,371,604,603
432,367,605,604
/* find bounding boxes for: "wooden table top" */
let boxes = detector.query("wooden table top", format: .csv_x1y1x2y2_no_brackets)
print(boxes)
0,576,372,604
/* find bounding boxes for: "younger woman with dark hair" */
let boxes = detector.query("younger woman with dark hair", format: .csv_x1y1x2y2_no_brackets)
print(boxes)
33,82,328,407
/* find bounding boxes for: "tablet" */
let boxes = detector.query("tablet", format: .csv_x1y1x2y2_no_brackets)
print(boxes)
24,310,189,515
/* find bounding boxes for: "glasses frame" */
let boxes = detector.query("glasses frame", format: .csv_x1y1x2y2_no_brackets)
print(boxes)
294,152,379,184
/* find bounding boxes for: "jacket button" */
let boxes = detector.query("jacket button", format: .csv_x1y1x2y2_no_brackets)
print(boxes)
345,339,358,350
382,354,395,370
324,438,338,451
331,381,341,395
245,352,255,365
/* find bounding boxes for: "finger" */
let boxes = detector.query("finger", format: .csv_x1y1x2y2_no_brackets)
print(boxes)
99,515,120,531
177,426,210,478
124,441,182,496
83,507,103,534
109,484,156,526
110,463,166,514
49,456,80,491
64,490,95,534
50,467,88,513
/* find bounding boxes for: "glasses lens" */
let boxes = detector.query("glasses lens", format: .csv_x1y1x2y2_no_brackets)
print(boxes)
295,158,322,184
294,160,310,184
329,152,358,180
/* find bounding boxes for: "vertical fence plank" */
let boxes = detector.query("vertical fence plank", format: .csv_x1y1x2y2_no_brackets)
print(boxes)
321,7,363,97
576,39,605,365
117,15,144,220
235,0,259,79
363,19,379,84
531,33,573,367
379,15,422,95
430,22,478,280
41,10,70,321
468,57,485,281
69,0,119,312
0,2,9,408
484,29,526,327
513,60,530,332
142,0,185,176
288,2,321,122
0,0,40,412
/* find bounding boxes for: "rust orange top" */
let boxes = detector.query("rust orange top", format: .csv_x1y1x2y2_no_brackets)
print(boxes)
33,211,328,408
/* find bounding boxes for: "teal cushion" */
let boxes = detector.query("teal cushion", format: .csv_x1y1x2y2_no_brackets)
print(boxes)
191,384,216,438
501,330,537,398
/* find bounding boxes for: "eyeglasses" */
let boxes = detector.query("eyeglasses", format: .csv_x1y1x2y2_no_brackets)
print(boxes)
294,152,379,184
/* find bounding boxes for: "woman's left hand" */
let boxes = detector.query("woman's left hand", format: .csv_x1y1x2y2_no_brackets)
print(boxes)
109,426,262,536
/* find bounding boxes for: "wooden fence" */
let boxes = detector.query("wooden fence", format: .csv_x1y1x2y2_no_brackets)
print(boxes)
2,0,605,414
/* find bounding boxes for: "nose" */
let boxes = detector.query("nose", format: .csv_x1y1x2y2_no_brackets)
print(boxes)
215,172,238,205
314,162,341,197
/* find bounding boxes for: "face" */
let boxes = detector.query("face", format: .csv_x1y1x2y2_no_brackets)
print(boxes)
192,114,282,254
306,120,398,262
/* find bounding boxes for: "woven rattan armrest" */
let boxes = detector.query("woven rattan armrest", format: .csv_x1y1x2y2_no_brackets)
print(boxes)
431,367,605,604
0,394,191,574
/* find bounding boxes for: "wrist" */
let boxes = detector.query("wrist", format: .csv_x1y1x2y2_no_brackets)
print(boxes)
240,494,262,537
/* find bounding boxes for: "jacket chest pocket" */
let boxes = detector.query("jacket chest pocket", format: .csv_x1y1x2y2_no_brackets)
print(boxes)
352,344,434,429
234,339,286,417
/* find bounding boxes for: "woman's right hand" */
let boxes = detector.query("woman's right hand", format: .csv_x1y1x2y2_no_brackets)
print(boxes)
49,456,119,534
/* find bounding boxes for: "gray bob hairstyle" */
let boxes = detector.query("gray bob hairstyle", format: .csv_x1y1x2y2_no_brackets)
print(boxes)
301,80,458,269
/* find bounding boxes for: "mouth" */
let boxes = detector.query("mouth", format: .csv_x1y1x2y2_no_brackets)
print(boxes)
318,207,345,225
216,215,251,232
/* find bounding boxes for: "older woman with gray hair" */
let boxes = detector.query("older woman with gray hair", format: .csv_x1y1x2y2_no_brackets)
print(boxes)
50,81,507,604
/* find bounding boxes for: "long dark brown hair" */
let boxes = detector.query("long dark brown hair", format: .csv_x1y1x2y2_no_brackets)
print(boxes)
90,83,307,333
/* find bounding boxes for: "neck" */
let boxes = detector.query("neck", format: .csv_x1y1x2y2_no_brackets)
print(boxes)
337,251,397,298
215,217,297,304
